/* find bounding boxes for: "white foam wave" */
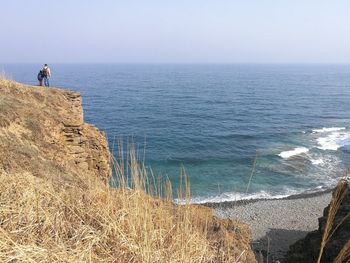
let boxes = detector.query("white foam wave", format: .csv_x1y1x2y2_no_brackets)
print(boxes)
311,158,324,165
183,189,300,204
316,131,350,151
182,184,338,204
312,127,346,133
278,147,309,159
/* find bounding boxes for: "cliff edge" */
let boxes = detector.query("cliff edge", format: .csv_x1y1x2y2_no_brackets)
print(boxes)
0,80,255,262
285,178,350,263
0,80,110,181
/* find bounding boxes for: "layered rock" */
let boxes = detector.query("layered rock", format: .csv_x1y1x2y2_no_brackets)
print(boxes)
0,80,256,262
285,179,350,263
0,80,110,182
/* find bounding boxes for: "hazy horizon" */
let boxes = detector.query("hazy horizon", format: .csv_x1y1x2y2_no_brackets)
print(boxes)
3,62,350,65
1,0,350,64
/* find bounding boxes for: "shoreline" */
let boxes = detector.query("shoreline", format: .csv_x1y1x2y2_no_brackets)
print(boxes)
201,187,334,208
212,189,332,261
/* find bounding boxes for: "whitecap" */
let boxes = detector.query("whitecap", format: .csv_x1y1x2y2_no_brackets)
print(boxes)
278,147,309,159
311,158,324,165
312,127,346,133
316,131,350,151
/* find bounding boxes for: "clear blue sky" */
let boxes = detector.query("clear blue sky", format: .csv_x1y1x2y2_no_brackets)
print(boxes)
1,0,349,63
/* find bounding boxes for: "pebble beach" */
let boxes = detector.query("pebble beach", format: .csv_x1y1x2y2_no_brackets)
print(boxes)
212,191,332,261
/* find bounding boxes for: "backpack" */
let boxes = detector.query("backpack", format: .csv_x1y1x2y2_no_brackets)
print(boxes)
37,70,43,81
42,68,48,77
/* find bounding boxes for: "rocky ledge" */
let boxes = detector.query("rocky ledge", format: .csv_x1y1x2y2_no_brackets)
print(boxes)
0,80,110,182
0,80,256,262
285,178,350,263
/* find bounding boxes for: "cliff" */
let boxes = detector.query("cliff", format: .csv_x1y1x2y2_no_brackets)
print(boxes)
0,80,255,262
285,178,350,263
0,79,110,181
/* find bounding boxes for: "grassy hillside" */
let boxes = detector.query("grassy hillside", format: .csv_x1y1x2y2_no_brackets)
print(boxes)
0,80,255,262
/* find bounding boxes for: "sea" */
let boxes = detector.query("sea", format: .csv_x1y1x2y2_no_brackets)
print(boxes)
2,64,350,203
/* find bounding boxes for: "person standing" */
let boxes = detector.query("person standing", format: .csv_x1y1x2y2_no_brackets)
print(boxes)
42,64,51,87
37,70,44,86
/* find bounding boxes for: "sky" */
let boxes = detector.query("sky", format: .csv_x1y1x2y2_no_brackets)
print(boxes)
0,0,349,64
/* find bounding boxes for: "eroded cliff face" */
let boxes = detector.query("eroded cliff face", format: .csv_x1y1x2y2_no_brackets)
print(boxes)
0,80,110,182
0,80,256,262
285,179,350,263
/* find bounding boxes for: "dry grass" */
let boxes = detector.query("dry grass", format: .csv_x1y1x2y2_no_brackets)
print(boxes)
0,146,253,262
0,70,12,81
317,172,350,263
334,239,350,263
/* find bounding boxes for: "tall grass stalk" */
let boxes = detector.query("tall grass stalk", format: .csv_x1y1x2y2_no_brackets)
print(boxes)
0,144,251,262
317,179,349,263
0,70,11,80
245,151,258,194
334,239,350,263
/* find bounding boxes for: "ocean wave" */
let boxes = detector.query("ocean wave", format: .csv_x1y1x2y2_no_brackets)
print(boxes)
182,189,299,204
316,130,350,150
312,127,346,133
278,147,309,159
183,186,334,204
310,158,324,165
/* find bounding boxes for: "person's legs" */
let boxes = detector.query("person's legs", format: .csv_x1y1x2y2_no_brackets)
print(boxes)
44,77,50,87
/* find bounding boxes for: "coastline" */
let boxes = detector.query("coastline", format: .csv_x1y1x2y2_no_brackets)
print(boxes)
212,190,332,261
0,80,257,262
202,187,334,209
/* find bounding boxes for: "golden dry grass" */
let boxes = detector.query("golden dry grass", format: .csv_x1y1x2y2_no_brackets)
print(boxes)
0,71,12,81
317,172,350,263
0,147,253,262
334,239,350,263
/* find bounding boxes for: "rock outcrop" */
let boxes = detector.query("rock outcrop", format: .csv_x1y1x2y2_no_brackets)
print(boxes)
285,178,350,263
0,80,110,182
0,80,256,262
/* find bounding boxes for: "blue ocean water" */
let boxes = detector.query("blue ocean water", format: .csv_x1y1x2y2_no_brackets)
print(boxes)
2,64,350,202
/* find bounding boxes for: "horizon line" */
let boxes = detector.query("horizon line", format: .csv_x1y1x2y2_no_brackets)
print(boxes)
2,62,350,65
